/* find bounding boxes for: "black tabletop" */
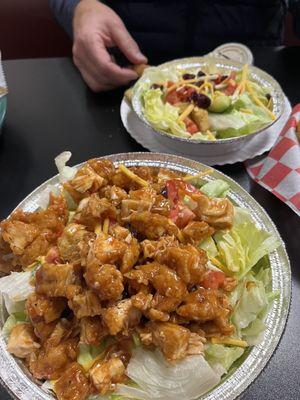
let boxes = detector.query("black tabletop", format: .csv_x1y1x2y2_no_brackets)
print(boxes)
0,47,299,400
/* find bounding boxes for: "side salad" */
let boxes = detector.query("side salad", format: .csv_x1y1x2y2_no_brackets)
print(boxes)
137,63,276,140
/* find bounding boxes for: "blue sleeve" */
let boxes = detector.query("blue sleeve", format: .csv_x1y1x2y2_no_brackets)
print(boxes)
49,0,81,37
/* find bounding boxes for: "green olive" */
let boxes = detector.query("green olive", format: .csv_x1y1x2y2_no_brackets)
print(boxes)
209,94,231,113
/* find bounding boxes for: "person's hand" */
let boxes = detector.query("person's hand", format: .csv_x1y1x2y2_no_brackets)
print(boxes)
73,0,147,92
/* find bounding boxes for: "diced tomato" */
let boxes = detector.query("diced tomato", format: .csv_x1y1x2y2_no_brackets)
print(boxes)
45,246,62,264
201,271,226,290
166,179,199,204
167,81,174,88
169,204,195,229
184,117,198,134
177,87,195,102
224,83,236,96
213,74,222,85
166,90,181,105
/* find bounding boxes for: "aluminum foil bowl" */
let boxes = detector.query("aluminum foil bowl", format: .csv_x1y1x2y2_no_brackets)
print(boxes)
131,57,286,157
0,153,291,400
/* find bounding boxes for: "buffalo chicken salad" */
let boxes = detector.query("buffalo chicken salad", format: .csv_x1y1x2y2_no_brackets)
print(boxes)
0,153,280,400
135,63,276,141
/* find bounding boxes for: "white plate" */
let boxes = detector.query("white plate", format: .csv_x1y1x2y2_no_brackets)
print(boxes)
121,97,291,166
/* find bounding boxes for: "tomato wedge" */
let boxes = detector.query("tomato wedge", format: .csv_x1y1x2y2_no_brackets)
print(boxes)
201,271,226,290
184,117,198,134
166,90,181,105
166,179,199,204
169,204,195,229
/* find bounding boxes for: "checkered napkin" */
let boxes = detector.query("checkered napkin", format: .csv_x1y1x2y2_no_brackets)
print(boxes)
246,104,300,217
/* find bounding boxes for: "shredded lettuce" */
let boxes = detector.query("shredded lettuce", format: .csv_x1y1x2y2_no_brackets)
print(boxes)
199,237,218,258
230,254,279,345
200,179,230,198
2,311,27,338
208,108,271,139
205,344,244,375
214,208,280,278
77,343,105,371
0,271,35,314
142,89,190,138
55,151,77,183
116,348,221,400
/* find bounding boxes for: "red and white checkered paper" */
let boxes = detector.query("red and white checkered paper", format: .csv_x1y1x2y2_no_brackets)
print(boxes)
246,104,300,217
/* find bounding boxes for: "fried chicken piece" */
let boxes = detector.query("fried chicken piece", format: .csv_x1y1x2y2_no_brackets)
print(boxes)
121,199,153,220
151,194,171,217
27,337,78,380
190,192,234,229
121,237,140,274
80,317,109,346
46,319,77,347
85,264,124,301
58,223,92,263
35,262,82,299
26,293,66,324
74,194,117,230
141,236,179,259
54,362,90,400
87,235,127,267
105,225,140,273
87,158,115,182
131,292,153,311
176,287,231,323
182,221,215,244
129,211,181,240
156,245,207,285
19,235,50,267
1,220,39,255
101,299,141,335
64,164,106,198
68,290,102,318
129,186,157,203
126,262,187,301
112,166,158,190
99,185,128,206
147,322,190,362
89,357,125,394
32,320,58,343
7,323,40,358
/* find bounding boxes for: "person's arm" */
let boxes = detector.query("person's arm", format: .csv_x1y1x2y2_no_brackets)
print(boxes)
49,0,80,37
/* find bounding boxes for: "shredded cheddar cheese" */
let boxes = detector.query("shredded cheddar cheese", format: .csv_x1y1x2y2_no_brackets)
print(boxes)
246,82,276,120
94,223,102,236
178,104,194,122
211,337,248,348
239,108,253,114
183,168,214,182
208,256,232,275
102,218,110,234
234,64,248,95
119,164,149,187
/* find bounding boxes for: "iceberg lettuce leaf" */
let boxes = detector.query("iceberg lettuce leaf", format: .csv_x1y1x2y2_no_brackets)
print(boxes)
142,89,191,138
205,343,244,374
214,208,280,278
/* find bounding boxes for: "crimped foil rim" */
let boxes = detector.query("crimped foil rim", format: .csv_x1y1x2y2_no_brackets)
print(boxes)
0,152,291,400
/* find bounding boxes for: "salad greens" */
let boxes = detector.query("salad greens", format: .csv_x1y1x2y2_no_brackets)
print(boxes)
137,64,275,140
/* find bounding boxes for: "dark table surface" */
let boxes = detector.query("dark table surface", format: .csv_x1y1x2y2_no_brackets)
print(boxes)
0,47,299,399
